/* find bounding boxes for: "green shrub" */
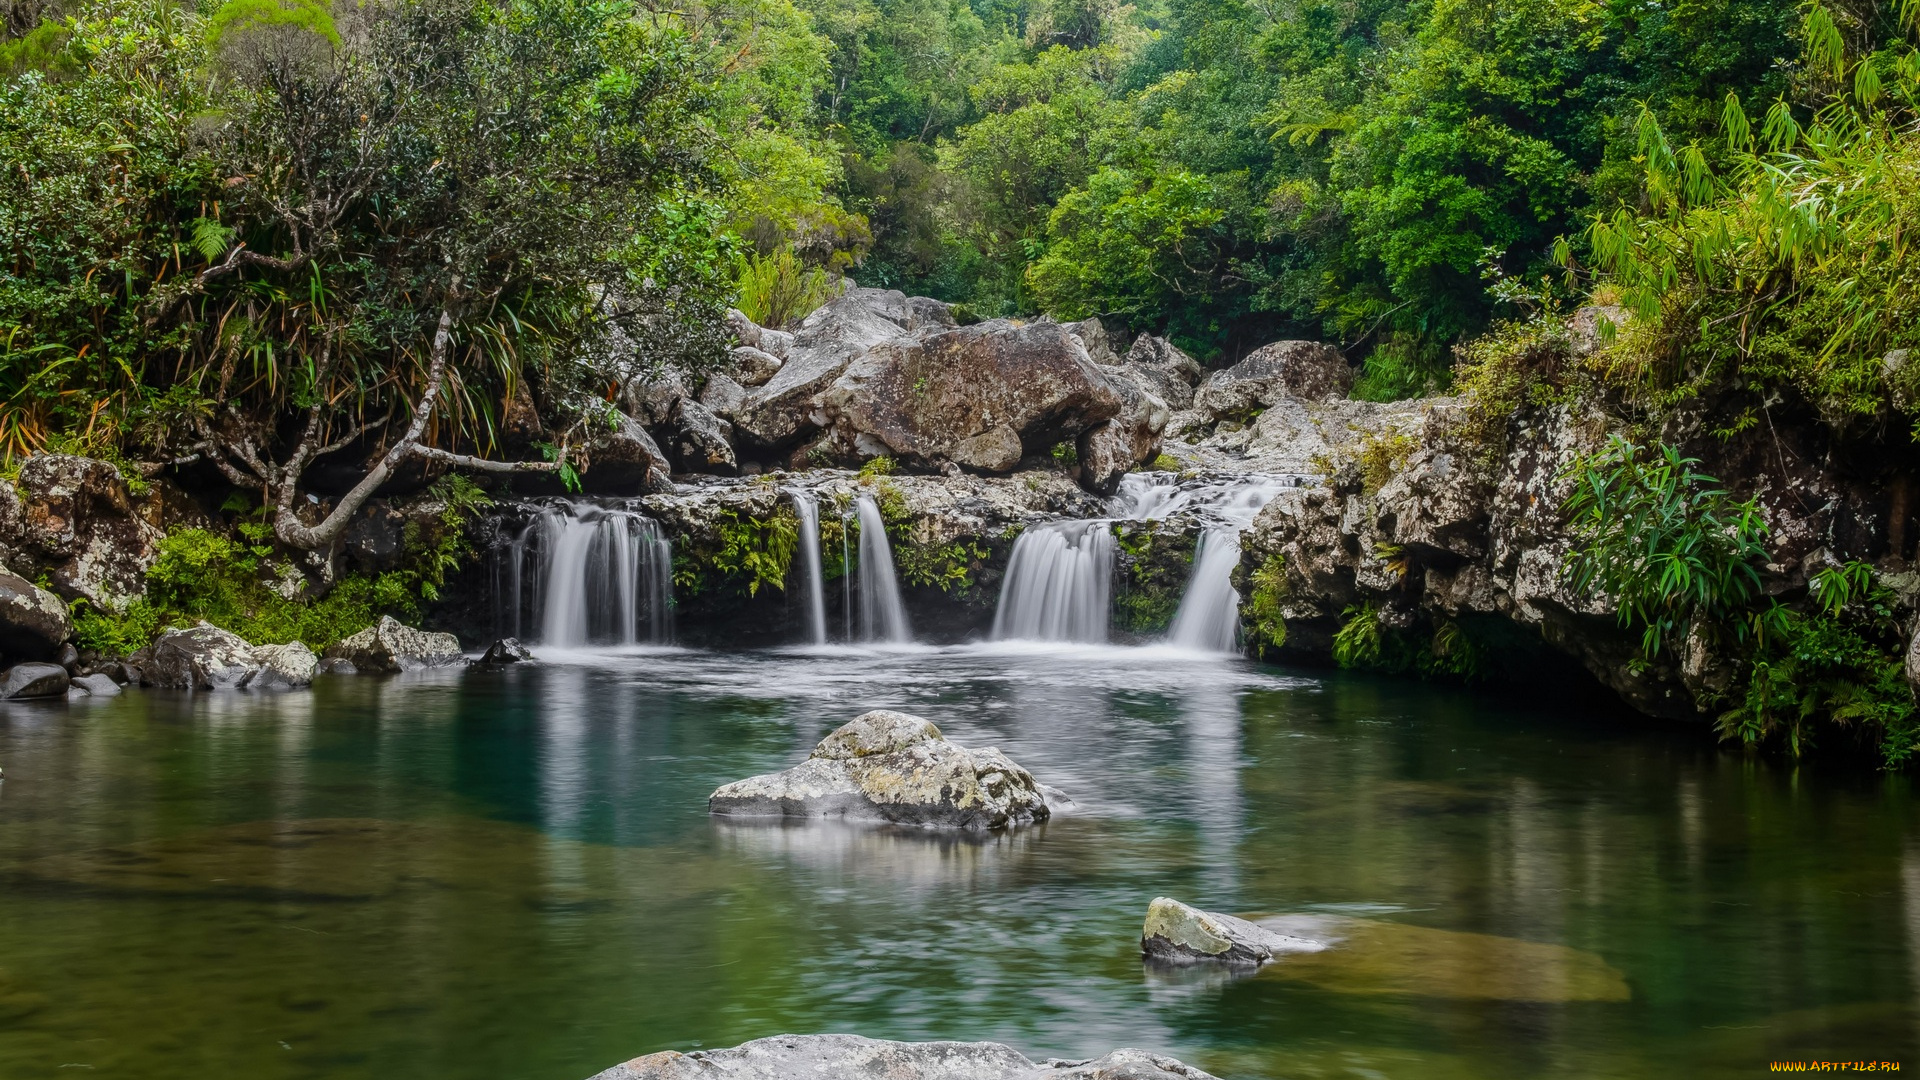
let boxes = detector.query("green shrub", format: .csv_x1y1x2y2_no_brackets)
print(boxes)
736,247,837,329
678,509,799,598
1241,553,1288,658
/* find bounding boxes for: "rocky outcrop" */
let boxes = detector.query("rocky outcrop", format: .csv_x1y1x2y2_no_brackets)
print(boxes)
815,320,1127,474
734,291,914,449
587,1035,1217,1080
68,672,121,697
0,662,69,700
669,397,737,475
1,455,166,609
0,570,71,662
324,616,463,673
1141,897,1325,966
708,710,1058,829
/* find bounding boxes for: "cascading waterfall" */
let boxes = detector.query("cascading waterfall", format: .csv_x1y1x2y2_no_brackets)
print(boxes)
501,502,673,647
855,494,913,644
1165,528,1244,652
1163,476,1292,653
789,491,829,646
991,521,1115,642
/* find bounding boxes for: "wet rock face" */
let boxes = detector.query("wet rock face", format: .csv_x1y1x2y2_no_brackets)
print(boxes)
1140,897,1325,966
587,1034,1219,1080
817,321,1126,474
325,616,462,673
479,637,534,664
0,571,71,662
250,641,318,690
708,710,1058,830
3,455,165,609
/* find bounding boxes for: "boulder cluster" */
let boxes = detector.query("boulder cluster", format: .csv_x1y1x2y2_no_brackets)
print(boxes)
582,287,1342,496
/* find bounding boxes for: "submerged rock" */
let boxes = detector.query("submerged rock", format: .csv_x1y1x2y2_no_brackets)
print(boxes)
708,710,1057,830
325,616,462,673
0,662,70,700
1141,897,1326,966
587,1034,1218,1080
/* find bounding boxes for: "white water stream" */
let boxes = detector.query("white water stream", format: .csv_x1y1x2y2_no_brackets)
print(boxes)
789,490,830,646
855,494,913,644
502,502,674,647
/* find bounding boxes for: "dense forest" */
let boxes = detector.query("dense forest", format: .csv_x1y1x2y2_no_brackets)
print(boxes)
5,0,1920,762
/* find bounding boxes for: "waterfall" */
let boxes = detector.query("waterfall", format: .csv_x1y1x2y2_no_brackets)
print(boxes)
840,509,854,642
1166,528,1244,652
855,494,912,643
992,521,1115,642
790,490,829,646
504,502,673,647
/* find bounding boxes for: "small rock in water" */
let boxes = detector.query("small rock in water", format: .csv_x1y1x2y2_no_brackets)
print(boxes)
708,710,1060,830
0,662,72,701
1141,897,1326,966
249,642,318,690
586,1034,1218,1080
478,638,535,665
318,657,358,676
142,622,259,689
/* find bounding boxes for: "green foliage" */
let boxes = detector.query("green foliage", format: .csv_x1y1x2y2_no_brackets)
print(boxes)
1719,563,1919,765
1049,440,1077,467
1332,603,1484,682
1240,552,1288,658
736,247,840,329
678,509,800,598
71,477,490,656
894,538,987,592
1113,522,1192,634
205,0,340,49
1562,437,1772,658
857,454,897,478
1148,453,1180,472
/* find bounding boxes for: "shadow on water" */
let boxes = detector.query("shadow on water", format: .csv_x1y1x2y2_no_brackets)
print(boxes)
0,645,1916,1079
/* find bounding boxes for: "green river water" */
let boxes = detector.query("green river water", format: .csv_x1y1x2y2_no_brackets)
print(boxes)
0,643,1914,1078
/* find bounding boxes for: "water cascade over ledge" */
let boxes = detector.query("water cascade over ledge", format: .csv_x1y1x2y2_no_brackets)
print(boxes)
855,494,913,644
992,521,1115,643
790,490,829,646
496,501,674,647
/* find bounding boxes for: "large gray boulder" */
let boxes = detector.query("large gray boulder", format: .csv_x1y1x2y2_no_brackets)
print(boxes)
1192,341,1351,422
733,291,914,448
325,615,462,673
0,570,71,662
587,1035,1217,1080
817,321,1125,474
0,662,70,700
1078,369,1172,495
68,672,121,698
582,412,674,495
708,710,1058,830
1140,897,1326,966
143,623,260,689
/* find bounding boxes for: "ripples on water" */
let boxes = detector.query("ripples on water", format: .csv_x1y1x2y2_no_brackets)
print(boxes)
0,645,1917,1079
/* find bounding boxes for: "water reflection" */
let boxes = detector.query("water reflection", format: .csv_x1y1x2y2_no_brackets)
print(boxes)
0,649,1915,1080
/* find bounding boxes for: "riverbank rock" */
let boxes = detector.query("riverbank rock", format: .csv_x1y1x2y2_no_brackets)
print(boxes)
708,710,1057,830
735,291,913,449
1141,897,1325,966
587,1035,1218,1080
1191,341,1351,423
325,616,463,673
0,662,70,700
68,673,121,698
249,641,318,690
143,623,262,689
0,571,71,662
